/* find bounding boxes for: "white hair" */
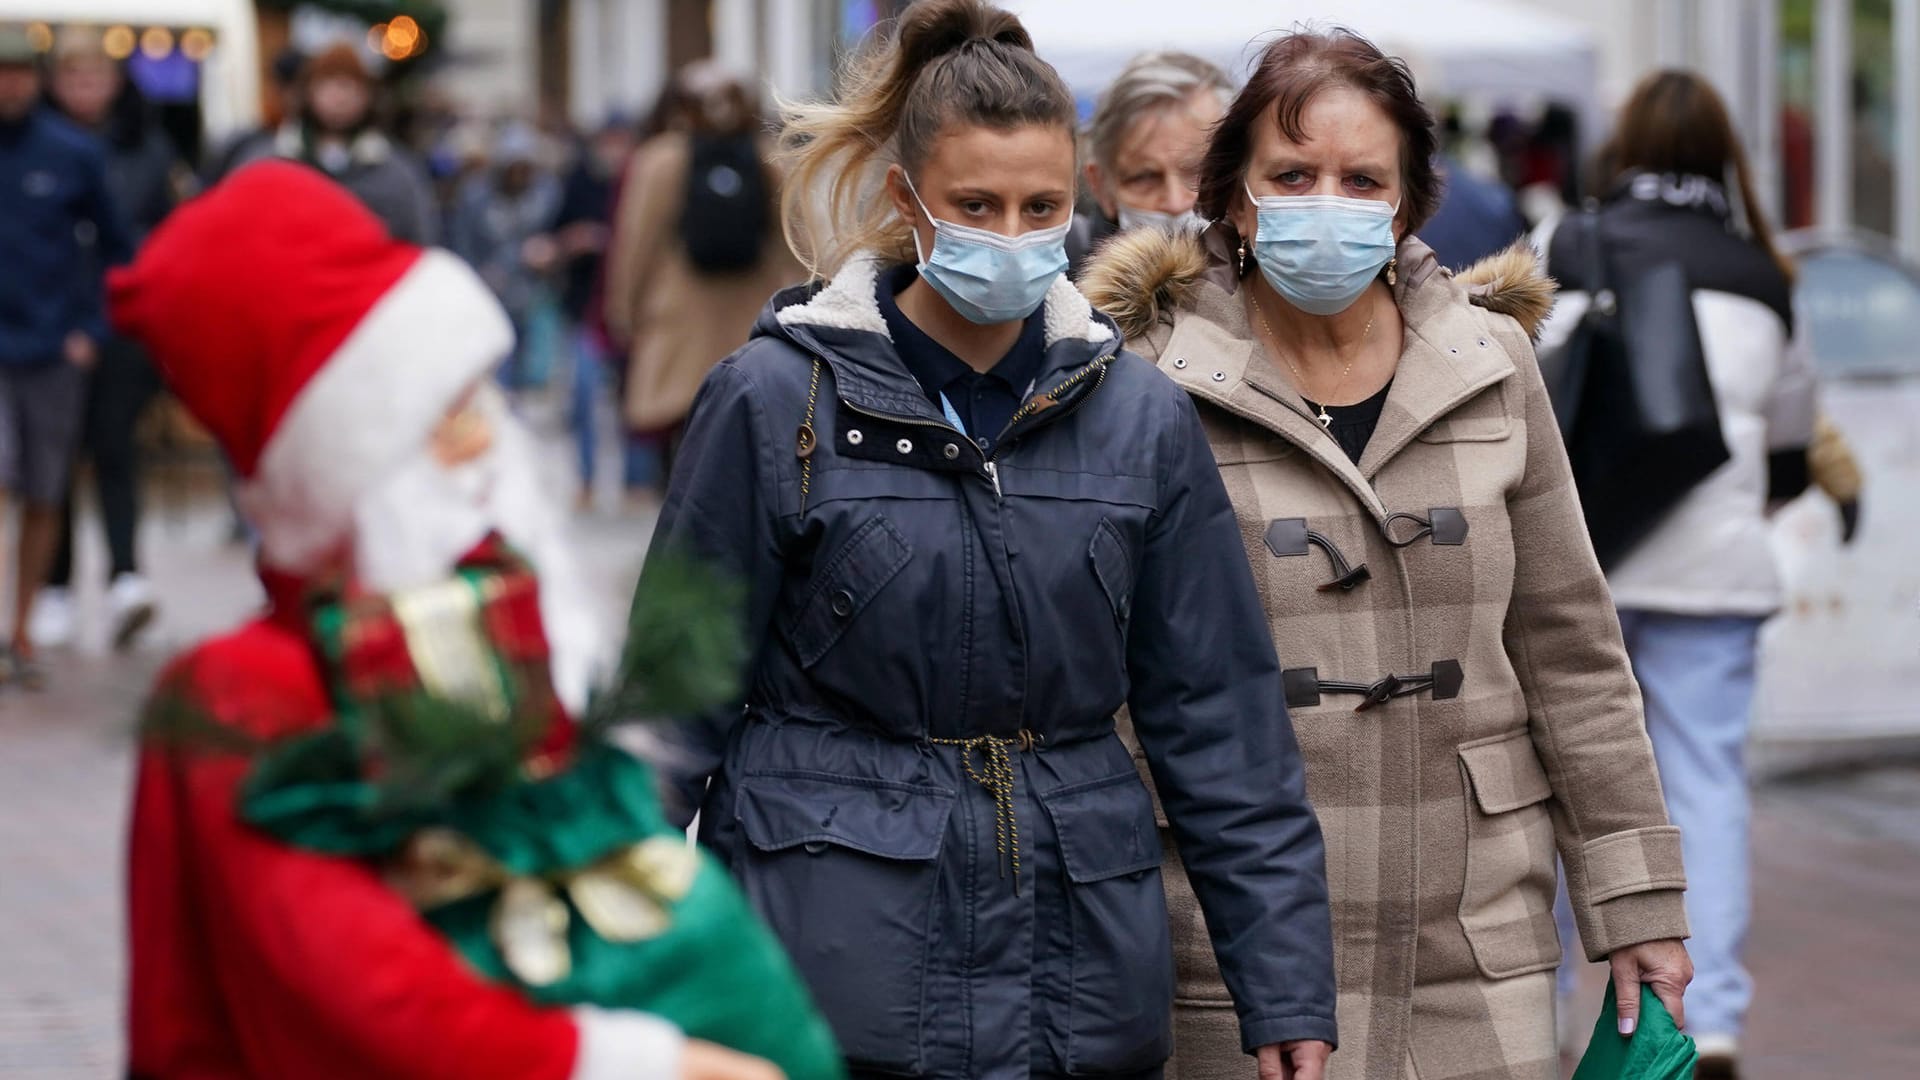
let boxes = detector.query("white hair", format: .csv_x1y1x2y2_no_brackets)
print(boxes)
1085,51,1234,174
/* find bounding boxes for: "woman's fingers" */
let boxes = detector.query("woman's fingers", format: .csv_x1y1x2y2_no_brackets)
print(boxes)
1610,958,1644,1036
1610,938,1694,1035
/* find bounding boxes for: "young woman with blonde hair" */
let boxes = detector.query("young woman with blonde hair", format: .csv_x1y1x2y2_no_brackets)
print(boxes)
624,2,1338,1076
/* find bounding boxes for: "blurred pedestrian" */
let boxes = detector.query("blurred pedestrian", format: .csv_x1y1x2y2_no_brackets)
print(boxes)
32,28,178,652
601,62,801,457
546,116,641,506
111,161,823,1080
1420,156,1528,270
204,45,304,183
449,123,562,389
1082,27,1691,1080
1538,70,1818,1080
0,25,132,687
623,1,1339,1075
1068,50,1232,275
223,42,438,243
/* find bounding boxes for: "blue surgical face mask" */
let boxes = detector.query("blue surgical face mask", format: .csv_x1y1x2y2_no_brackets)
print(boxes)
1117,203,1206,236
903,175,1070,325
1244,181,1398,316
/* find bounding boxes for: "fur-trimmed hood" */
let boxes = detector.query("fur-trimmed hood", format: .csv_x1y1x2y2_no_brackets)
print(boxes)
1078,227,1555,343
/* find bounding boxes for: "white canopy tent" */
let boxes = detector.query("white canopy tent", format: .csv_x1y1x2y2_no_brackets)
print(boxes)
0,0,260,138
1008,0,1601,144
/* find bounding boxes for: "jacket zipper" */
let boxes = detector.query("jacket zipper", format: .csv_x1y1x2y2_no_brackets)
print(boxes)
983,356,1115,498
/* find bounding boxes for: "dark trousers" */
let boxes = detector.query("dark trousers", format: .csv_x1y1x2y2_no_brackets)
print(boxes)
48,338,161,586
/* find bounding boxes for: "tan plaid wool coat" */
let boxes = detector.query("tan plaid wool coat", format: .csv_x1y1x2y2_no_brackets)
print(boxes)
1082,231,1690,1080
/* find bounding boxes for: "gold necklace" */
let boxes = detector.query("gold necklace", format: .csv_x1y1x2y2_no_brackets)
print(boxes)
1253,291,1375,429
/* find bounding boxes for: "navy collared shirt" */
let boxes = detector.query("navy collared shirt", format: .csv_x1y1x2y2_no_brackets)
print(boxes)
877,265,1045,454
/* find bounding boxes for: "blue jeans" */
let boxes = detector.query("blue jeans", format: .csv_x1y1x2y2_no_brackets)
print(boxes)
1557,609,1761,1041
569,328,658,492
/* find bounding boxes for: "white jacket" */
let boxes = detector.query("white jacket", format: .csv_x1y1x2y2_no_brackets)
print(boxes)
1537,174,1818,616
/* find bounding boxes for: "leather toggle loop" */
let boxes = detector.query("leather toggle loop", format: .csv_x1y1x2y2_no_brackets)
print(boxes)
1382,507,1469,548
1266,518,1372,592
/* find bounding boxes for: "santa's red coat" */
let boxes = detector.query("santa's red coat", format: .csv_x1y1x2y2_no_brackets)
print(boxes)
126,573,586,1079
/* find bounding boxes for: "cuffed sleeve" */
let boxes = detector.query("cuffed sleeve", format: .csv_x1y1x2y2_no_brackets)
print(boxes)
1125,389,1337,1053
1579,888,1692,961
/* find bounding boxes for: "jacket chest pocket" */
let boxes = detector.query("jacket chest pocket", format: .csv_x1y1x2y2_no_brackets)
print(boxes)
1038,773,1173,1074
783,515,913,669
733,771,955,1075
1456,731,1562,979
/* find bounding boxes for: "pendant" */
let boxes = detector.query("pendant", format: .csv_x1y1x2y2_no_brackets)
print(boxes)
1316,407,1334,429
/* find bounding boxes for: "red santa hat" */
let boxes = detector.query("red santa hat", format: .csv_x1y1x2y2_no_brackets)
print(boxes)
110,161,514,574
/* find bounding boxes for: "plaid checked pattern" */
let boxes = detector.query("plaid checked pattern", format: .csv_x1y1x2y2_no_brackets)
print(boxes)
1105,238,1689,1080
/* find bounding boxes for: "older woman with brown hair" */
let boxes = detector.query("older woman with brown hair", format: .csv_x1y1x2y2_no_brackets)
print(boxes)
1083,29,1692,1080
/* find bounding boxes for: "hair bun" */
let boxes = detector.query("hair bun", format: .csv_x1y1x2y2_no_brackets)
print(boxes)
896,0,1034,72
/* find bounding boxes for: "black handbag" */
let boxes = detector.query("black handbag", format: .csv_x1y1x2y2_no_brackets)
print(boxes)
1546,208,1730,569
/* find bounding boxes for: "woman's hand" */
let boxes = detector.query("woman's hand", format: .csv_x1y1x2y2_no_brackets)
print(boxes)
678,1039,786,1080
1257,1039,1333,1080
1608,938,1693,1035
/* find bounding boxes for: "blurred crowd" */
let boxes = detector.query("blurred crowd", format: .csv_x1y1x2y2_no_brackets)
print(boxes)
0,5,1888,1079
0,30,817,678
0,20,1623,692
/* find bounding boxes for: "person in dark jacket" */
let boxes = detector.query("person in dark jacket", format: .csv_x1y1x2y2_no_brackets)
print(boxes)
33,28,178,652
0,26,132,686
619,3,1337,1078
448,123,562,387
546,116,642,503
221,43,437,243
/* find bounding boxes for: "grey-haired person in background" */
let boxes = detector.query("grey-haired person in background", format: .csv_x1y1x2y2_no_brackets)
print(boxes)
1067,51,1232,277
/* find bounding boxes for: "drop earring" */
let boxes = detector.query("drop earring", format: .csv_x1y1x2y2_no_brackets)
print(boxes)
1237,237,1249,272
1386,256,1398,286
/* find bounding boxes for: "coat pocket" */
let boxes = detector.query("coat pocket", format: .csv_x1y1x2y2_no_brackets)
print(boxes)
784,515,913,669
1087,517,1136,639
734,770,954,1075
1456,731,1563,979
1039,773,1174,1075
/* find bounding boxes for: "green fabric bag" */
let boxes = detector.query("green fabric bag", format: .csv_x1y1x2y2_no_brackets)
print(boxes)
1572,984,1698,1080
207,554,846,1077
242,738,846,1080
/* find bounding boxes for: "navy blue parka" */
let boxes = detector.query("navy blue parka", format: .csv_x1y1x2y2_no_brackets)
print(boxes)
636,255,1336,1077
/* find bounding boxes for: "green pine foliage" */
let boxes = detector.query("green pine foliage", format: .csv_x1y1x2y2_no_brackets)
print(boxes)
585,550,748,733
139,550,747,824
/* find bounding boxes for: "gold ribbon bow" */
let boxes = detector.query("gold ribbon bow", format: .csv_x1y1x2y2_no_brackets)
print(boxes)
386,828,699,987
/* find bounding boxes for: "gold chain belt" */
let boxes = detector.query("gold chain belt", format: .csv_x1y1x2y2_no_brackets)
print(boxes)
928,729,1040,895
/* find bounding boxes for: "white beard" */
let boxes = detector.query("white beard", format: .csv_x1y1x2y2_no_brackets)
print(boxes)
351,393,610,716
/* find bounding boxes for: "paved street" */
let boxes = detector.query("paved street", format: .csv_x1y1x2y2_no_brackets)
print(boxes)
2,478,1917,1078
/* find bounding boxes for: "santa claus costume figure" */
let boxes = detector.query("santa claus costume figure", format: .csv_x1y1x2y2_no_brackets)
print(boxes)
112,161,842,1080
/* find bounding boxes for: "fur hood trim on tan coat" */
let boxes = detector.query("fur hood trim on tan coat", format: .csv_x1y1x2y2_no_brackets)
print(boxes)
1078,227,1556,342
